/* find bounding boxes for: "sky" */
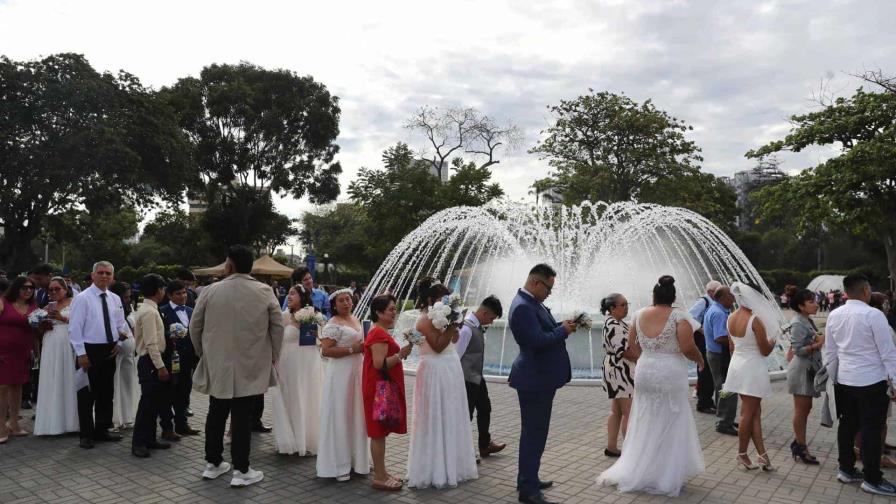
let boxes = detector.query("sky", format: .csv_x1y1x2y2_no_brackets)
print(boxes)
2,0,894,249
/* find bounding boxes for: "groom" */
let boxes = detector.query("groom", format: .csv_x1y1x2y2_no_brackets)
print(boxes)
509,264,577,504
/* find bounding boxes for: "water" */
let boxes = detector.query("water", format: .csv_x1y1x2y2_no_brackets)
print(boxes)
356,201,788,380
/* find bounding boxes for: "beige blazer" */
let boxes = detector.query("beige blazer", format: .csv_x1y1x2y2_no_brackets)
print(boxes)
190,273,284,399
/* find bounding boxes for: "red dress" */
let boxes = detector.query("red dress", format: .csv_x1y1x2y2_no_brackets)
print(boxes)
362,325,407,437
0,302,36,385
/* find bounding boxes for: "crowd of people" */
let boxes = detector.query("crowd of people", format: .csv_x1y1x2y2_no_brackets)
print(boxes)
4,255,896,501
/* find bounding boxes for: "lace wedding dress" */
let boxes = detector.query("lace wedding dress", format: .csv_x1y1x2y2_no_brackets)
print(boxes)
406,314,478,488
597,309,705,497
34,306,79,435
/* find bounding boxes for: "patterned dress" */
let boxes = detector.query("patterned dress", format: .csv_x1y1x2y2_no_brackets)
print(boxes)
602,316,635,399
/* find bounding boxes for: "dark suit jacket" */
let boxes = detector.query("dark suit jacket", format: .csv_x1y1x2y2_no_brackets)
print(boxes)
507,289,571,391
159,303,195,366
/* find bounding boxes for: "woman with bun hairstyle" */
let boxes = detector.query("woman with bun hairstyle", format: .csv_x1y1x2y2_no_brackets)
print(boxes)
598,275,705,497
600,293,637,458
786,286,822,464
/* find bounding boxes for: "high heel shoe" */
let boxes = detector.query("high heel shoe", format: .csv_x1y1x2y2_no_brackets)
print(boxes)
737,452,758,470
757,452,776,472
791,441,820,465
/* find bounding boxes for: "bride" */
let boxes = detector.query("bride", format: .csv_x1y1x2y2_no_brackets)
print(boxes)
406,277,478,489
598,275,705,497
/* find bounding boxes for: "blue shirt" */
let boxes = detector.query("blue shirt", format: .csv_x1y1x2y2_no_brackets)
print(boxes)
703,301,730,354
688,295,712,324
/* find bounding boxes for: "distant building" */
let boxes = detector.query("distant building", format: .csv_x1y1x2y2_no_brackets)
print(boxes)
187,192,208,216
723,160,786,230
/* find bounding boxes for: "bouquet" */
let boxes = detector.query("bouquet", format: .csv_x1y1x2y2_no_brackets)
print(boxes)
28,309,49,328
402,328,425,346
294,307,326,326
571,310,593,331
428,293,464,331
169,323,188,339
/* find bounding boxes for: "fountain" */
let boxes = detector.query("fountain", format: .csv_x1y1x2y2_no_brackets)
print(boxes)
354,201,788,383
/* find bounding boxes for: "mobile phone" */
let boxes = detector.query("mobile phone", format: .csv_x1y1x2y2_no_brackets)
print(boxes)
574,312,586,324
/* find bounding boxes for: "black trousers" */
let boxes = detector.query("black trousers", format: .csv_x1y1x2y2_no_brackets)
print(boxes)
77,342,117,439
517,389,555,498
836,381,890,485
465,380,492,449
253,394,264,425
158,370,192,432
133,355,165,448
206,394,258,473
693,330,714,409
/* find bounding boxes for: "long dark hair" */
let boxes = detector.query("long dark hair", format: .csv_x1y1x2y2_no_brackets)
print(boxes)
414,276,451,309
289,284,314,312
109,282,132,317
3,276,36,304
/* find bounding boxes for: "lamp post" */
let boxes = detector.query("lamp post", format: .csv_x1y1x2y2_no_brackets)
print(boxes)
323,253,330,283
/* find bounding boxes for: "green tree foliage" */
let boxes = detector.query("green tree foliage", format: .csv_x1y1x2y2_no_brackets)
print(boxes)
159,62,341,249
0,53,193,271
131,209,214,267
300,203,376,275
42,206,140,270
344,142,505,271
747,88,896,289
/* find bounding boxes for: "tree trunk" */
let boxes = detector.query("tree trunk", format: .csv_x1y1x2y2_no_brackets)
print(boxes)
885,232,896,293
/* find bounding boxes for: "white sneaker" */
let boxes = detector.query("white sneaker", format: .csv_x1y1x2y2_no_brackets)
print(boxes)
231,468,264,488
336,474,350,482
202,462,232,480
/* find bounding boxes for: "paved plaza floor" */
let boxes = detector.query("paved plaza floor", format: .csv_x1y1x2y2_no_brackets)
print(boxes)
2,377,893,503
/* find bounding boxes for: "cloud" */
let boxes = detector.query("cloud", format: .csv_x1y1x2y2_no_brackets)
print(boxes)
2,0,894,233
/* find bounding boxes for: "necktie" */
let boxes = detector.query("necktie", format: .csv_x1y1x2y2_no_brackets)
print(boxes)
99,292,114,344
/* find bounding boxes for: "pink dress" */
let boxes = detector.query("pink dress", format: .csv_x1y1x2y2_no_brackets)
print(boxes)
0,302,36,385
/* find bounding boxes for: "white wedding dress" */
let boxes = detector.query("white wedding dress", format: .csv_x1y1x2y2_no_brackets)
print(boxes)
272,318,323,455
34,307,79,435
113,313,138,429
598,309,704,497
723,314,772,398
316,323,370,478
406,316,478,489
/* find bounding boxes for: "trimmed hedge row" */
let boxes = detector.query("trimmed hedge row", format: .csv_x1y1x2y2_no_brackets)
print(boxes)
758,267,889,293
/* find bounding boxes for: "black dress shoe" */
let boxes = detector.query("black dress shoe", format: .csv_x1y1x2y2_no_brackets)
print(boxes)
94,431,123,442
175,425,201,436
604,448,621,457
252,423,272,433
132,446,151,458
716,425,738,436
697,406,717,414
538,480,554,489
21,400,32,410
519,494,558,504
146,441,171,450
79,438,95,449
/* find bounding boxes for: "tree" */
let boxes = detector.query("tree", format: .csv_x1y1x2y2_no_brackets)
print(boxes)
529,90,703,205
405,106,521,181
159,62,341,248
201,185,296,256
747,87,896,290
42,205,140,270
131,209,214,267
0,53,193,271
638,171,738,234
300,203,377,275
348,143,505,264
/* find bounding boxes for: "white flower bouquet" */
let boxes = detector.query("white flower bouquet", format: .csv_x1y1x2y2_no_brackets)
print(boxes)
571,310,593,331
28,309,48,328
428,293,464,331
402,328,425,346
169,322,188,339
295,307,326,326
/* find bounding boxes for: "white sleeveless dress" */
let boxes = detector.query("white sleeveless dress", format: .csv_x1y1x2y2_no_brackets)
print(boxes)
406,319,478,488
112,312,138,429
722,314,772,398
34,307,79,435
598,309,705,497
316,323,370,478
272,318,323,455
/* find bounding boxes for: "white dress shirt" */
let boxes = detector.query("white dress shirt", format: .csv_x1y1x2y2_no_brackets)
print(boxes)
823,299,896,387
169,301,190,326
456,311,481,356
68,284,132,356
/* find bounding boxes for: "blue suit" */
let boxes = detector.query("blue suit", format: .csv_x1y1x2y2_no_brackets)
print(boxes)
158,303,194,431
508,289,571,497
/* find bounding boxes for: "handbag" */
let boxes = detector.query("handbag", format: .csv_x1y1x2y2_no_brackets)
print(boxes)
371,356,402,429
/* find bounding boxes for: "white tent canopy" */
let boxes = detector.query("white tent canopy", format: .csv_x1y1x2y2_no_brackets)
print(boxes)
807,274,845,293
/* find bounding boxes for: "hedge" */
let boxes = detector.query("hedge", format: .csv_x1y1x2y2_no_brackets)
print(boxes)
759,267,889,293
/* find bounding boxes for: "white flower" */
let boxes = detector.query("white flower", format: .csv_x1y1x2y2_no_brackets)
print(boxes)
294,307,322,325
572,310,593,331
402,328,424,345
28,309,48,328
169,323,188,339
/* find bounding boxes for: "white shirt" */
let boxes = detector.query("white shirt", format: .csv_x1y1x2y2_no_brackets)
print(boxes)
169,301,189,326
68,284,132,356
456,311,481,356
824,299,896,387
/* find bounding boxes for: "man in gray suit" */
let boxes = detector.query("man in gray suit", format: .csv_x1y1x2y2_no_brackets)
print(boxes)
190,245,284,488
457,295,506,462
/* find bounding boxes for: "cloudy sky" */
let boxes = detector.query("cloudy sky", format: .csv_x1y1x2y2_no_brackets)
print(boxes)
2,0,894,245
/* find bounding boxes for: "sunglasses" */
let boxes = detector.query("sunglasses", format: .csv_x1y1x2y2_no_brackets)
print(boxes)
21,285,35,290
